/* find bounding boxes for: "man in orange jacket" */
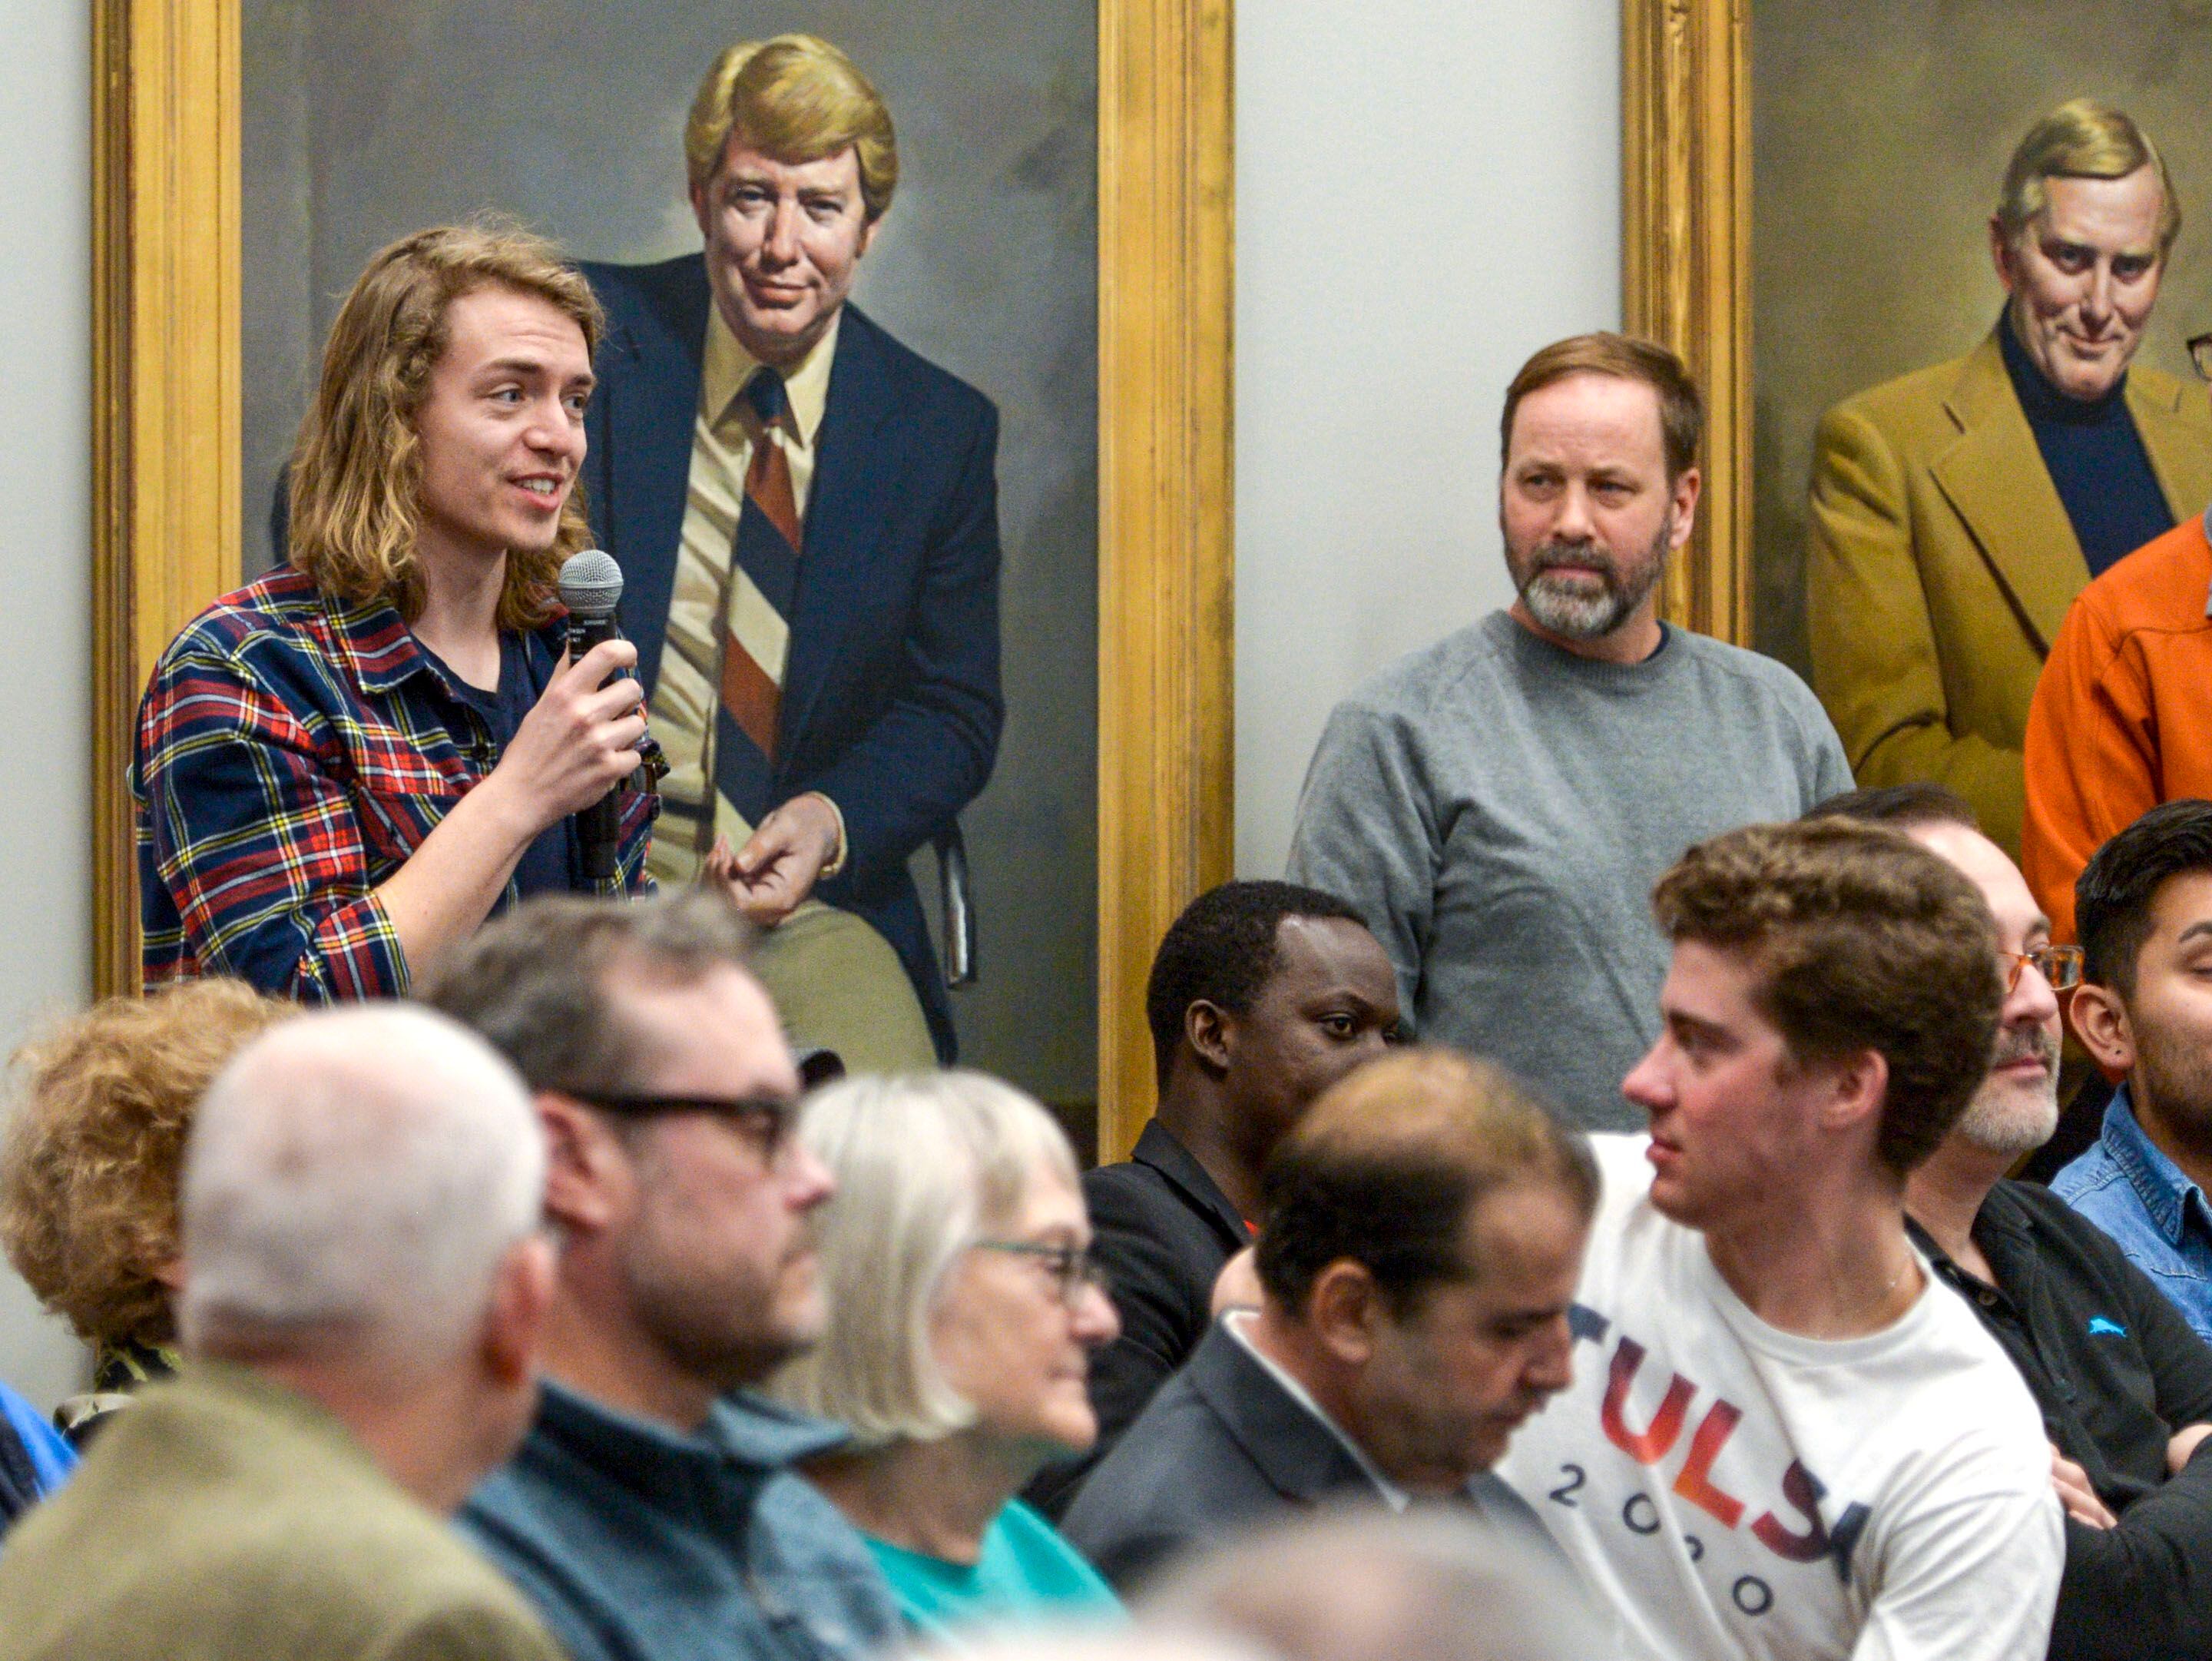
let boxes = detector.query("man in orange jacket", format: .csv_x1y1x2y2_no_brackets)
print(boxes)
2024,401,2212,943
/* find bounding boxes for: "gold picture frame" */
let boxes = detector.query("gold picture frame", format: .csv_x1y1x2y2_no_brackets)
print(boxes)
91,0,1233,1161
1622,0,1752,647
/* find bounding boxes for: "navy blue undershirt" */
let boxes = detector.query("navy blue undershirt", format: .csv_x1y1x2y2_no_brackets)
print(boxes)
1998,310,2173,576
419,632,580,901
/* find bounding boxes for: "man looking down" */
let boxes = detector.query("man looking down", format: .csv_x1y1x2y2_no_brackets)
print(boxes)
1064,1047,1594,1592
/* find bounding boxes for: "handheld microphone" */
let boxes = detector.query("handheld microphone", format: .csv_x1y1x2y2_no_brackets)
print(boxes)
558,550,626,884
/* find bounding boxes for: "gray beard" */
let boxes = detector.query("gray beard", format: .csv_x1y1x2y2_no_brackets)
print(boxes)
1955,1028,2061,1155
1514,513,1671,642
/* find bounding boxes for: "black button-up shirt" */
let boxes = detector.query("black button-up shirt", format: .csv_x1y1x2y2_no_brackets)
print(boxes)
1910,1177,2212,1661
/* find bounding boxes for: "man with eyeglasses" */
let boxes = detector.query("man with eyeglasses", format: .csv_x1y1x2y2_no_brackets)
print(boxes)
424,890,901,1661
1820,785,2212,1661
2025,333,2212,950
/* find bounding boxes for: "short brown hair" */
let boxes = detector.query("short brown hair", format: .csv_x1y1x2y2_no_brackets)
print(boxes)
0,980,292,1350
1500,333,1702,483
1996,98,2179,256
1651,821,2003,1176
286,221,604,632
1256,1048,1596,1316
684,35,899,222
424,889,757,1095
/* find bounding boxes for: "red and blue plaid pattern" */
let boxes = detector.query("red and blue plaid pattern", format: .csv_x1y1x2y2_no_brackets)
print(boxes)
134,568,655,1001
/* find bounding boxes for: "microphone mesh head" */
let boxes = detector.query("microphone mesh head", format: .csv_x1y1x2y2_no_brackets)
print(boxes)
558,549,623,619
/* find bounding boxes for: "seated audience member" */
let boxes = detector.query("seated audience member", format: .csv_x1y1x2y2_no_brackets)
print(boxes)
1030,880,1399,1518
1063,1047,1594,1592
0,979,290,1442
2056,800,2212,1343
2024,494,2212,944
771,1072,1121,1636
1498,820,2062,1659
1287,332,1849,1130
1144,1510,1609,1661
427,891,900,1661
0,1384,73,1538
1822,783,2212,1661
0,1006,565,1660
135,224,654,1002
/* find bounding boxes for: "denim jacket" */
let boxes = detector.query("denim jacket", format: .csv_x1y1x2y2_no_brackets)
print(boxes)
462,1381,898,1661
2052,1086,2212,1347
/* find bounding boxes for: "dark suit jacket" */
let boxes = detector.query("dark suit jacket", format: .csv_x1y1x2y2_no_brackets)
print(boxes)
580,256,1004,1057
1028,1120,1250,1520
1060,1321,1545,1593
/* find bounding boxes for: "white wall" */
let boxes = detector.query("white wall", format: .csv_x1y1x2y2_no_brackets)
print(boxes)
1234,0,1623,874
0,0,95,1409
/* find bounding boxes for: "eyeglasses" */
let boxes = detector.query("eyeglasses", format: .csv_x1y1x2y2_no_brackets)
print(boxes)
2190,333,2212,383
2002,944,2084,993
567,1089,798,1161
973,1238,1111,1305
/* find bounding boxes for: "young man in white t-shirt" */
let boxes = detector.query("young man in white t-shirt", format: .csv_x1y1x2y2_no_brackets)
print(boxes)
1499,818,2063,1660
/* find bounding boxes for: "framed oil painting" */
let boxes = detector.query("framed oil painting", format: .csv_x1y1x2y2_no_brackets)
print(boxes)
1623,0,2212,675
93,0,1230,1158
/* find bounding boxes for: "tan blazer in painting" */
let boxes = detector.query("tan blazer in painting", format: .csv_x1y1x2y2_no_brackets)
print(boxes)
1806,328,2212,856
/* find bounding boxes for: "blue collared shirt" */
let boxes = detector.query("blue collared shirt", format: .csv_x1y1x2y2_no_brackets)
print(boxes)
2052,1086,2212,1345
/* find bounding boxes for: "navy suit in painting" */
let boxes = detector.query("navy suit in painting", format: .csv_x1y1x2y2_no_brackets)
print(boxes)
580,254,1002,1058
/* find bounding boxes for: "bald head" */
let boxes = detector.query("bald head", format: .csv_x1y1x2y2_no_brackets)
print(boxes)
1146,1509,1609,1661
1255,1048,1595,1313
180,1006,545,1373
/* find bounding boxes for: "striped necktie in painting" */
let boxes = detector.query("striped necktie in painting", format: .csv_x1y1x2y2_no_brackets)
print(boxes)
720,365,801,770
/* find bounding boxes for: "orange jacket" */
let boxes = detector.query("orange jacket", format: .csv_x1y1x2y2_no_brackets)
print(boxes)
2024,509,2212,941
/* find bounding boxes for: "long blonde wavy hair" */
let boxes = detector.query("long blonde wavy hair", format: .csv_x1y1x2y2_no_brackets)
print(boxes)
286,221,604,631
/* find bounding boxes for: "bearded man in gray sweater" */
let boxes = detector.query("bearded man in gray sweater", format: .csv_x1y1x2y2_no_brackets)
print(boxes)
1288,333,1852,1130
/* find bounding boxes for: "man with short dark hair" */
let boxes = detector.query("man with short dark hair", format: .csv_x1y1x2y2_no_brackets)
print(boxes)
2055,800,2212,1346
1499,819,2061,1660
1062,1047,1595,1592
1822,783,2212,1661
1289,333,1848,1129
428,890,899,1661
1027,880,1399,1519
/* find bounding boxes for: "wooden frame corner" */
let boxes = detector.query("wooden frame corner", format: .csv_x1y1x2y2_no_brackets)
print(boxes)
1621,0,1751,645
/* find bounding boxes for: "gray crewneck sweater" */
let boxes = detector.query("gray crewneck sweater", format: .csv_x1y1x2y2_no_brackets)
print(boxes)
1286,611,1852,1129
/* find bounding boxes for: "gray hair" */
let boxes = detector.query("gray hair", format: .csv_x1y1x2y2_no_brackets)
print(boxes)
769,1071,1078,1445
178,1006,545,1372
1144,1507,1611,1661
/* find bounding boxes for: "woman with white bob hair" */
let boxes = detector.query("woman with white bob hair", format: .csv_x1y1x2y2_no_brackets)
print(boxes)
773,1071,1123,1635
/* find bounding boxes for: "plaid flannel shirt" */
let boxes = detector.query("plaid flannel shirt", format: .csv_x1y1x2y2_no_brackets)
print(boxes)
134,568,656,1001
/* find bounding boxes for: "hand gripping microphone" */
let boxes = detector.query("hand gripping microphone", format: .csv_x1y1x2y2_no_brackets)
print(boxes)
558,550,626,885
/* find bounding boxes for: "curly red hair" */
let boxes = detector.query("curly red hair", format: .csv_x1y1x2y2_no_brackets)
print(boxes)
0,980,293,1350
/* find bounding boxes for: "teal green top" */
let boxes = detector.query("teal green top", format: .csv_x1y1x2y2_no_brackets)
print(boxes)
866,1498,1122,1638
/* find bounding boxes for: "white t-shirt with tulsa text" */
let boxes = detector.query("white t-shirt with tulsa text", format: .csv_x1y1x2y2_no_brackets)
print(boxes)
1498,1136,2061,1661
